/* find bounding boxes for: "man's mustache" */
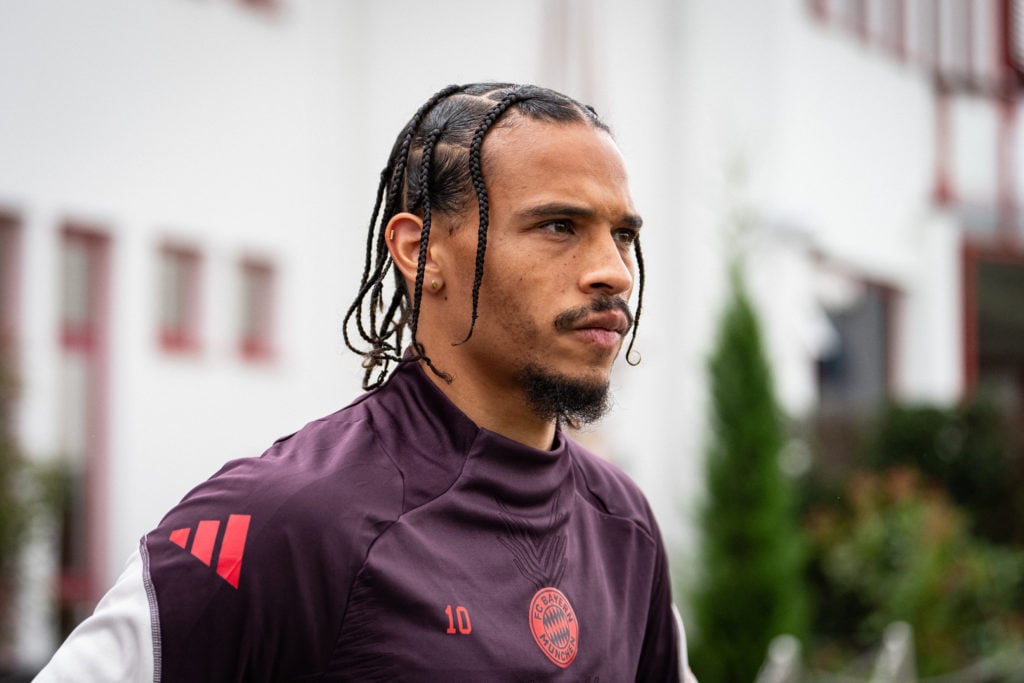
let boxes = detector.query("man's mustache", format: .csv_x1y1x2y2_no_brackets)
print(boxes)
553,296,634,332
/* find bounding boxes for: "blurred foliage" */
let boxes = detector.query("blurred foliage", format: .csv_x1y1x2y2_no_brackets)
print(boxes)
0,344,28,655
864,399,1024,545
690,268,809,683
802,397,1024,678
805,468,1024,676
0,345,69,663
0,343,31,566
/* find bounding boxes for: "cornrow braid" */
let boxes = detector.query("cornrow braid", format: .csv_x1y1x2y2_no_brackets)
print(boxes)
344,82,639,390
456,90,531,344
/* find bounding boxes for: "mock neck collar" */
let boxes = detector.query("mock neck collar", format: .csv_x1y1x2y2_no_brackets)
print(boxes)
379,360,574,513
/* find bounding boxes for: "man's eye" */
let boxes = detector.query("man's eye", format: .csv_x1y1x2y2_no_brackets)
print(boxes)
614,228,639,245
542,220,573,235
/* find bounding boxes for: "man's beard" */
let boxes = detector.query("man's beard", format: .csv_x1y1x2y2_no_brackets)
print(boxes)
517,364,611,429
514,295,632,429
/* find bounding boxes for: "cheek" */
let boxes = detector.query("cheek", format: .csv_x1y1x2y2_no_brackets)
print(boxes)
473,242,574,334
477,277,545,342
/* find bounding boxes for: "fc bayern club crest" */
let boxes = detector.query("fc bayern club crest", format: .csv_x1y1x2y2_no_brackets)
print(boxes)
528,587,579,668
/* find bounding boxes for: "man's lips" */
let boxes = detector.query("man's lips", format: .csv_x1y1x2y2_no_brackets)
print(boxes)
570,311,630,336
553,297,635,336
556,300,633,350
568,325,624,349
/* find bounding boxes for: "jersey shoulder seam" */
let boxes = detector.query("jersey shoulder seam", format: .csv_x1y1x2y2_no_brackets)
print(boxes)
571,451,657,546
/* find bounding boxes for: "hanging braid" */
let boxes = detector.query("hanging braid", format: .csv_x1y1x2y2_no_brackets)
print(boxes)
406,126,451,382
344,82,642,389
625,237,645,366
342,84,464,387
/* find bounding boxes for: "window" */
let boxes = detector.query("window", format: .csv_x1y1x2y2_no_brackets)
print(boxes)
963,245,1024,418
874,0,907,57
238,258,275,361
158,243,202,353
839,0,869,39
58,225,111,636
906,0,940,69
60,229,108,351
937,0,972,81
0,212,19,347
817,280,897,416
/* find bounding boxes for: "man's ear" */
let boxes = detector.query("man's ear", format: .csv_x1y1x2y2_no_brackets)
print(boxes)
385,212,435,284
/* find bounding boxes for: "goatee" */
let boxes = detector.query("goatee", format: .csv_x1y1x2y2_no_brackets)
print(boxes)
517,364,611,429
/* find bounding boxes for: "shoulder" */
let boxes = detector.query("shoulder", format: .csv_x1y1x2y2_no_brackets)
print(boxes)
567,437,658,540
142,400,406,679
152,398,407,565
164,401,402,529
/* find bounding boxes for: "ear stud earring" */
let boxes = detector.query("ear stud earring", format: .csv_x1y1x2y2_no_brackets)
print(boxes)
431,280,439,290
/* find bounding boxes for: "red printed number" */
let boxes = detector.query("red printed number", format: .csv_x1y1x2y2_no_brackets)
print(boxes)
444,604,472,635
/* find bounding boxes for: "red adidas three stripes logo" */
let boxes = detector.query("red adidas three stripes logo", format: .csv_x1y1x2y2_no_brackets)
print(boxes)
169,514,251,588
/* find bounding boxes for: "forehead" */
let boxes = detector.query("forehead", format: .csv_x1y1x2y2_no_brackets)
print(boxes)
480,118,636,216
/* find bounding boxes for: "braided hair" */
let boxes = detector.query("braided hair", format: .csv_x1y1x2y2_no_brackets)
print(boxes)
343,83,645,389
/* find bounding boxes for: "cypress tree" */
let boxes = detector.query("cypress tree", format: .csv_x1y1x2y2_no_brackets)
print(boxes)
690,267,808,682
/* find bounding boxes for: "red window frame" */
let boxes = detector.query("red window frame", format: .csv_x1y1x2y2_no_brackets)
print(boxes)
238,257,276,362
157,242,203,353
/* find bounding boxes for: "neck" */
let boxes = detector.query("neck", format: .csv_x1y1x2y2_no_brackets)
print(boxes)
418,359,557,451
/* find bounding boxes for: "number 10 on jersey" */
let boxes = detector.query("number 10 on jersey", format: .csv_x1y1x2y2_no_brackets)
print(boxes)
444,604,472,635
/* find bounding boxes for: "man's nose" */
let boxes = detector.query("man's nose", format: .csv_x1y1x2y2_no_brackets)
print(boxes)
578,233,633,296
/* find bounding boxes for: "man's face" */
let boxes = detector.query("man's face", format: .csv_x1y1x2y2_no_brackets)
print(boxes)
435,117,641,416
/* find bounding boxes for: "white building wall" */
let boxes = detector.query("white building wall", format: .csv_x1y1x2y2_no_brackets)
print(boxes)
897,210,964,403
767,6,966,407
674,1,966,417
951,95,1001,204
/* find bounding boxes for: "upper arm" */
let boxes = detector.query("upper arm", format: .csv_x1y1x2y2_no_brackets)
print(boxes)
635,531,682,681
143,459,403,681
34,549,156,683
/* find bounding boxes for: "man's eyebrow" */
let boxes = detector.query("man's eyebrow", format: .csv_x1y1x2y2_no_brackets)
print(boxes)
516,202,644,229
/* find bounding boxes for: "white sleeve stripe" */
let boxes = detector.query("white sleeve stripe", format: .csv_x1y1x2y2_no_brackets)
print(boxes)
673,603,699,683
32,550,156,682
140,538,162,683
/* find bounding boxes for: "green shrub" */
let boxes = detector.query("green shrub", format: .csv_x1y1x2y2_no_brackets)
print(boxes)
865,400,1024,545
806,468,1024,676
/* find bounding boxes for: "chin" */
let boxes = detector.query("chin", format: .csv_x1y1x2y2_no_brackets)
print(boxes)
517,363,612,427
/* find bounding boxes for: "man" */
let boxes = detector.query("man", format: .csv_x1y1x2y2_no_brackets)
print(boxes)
37,83,694,681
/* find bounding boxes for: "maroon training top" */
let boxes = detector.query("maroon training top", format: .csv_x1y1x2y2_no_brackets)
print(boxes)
143,360,681,681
